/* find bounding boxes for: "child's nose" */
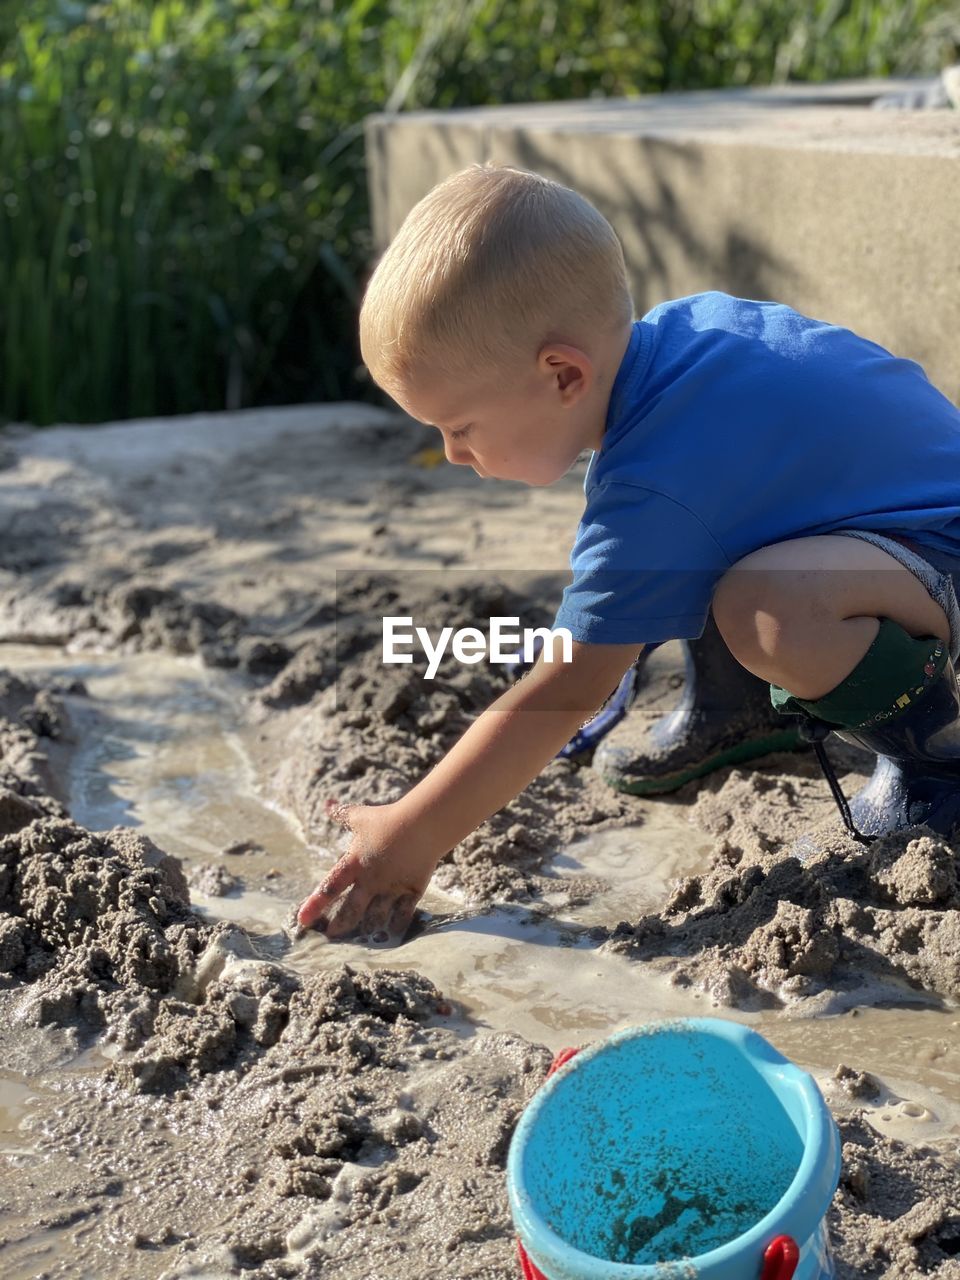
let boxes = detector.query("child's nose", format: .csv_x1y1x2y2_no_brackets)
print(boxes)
444,439,474,466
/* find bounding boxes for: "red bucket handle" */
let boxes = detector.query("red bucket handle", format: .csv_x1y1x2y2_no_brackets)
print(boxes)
761,1234,800,1280
517,1238,547,1280
544,1046,580,1078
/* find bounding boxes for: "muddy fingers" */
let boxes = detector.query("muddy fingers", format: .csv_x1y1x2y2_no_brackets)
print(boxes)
324,884,372,939
360,893,392,937
297,801,437,941
296,854,360,929
325,798,354,826
389,893,419,941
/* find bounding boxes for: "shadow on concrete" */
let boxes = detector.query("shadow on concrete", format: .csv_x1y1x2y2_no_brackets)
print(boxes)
507,131,799,310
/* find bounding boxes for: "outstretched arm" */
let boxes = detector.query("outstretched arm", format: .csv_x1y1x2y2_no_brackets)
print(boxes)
296,640,641,939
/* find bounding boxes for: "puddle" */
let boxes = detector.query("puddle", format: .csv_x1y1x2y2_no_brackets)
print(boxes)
0,645,319,926
0,1069,45,1160
58,655,310,867
542,816,715,924
2,644,960,1157
0,1043,116,1167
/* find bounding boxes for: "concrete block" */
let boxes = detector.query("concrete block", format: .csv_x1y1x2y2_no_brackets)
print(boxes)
365,80,960,402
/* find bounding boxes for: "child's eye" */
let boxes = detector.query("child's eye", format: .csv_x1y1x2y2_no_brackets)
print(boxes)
450,424,472,440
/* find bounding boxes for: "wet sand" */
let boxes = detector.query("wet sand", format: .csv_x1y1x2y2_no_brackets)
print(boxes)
0,407,958,1278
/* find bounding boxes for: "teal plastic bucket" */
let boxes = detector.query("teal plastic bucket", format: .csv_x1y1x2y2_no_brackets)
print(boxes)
507,1019,840,1280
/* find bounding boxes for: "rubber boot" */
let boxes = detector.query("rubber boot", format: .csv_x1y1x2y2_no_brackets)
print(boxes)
557,651,649,760
594,614,803,795
506,639,652,760
834,655,960,838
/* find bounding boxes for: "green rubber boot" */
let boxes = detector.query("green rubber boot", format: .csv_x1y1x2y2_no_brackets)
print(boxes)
772,621,960,839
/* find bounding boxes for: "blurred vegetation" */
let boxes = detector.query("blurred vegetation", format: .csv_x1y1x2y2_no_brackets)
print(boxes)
1,0,958,426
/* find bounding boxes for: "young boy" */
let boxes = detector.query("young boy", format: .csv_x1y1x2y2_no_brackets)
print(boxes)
297,163,960,941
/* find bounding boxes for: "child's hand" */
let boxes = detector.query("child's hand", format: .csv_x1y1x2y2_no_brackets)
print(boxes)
296,642,640,942
296,801,439,941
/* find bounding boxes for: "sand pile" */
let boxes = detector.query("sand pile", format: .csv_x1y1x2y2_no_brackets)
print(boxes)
0,669,77,821
0,789,550,1278
605,766,960,1009
831,1115,960,1278
0,577,261,670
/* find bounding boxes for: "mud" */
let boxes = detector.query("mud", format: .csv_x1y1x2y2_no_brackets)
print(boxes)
0,794,956,1277
604,766,960,1010
0,800,549,1278
1,407,959,1278
0,669,78,815
0,577,246,668
832,1114,960,1278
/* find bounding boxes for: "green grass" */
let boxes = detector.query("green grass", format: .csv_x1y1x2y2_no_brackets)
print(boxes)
1,0,957,426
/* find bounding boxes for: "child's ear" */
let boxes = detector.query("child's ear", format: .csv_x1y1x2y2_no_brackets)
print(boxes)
538,343,593,403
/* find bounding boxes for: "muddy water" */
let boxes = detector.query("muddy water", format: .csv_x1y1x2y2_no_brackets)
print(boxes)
2,644,960,1163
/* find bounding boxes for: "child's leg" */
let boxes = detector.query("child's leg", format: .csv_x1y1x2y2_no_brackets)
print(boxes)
711,534,952,697
712,534,960,838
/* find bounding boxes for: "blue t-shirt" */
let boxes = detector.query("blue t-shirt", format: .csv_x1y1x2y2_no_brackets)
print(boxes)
553,291,960,645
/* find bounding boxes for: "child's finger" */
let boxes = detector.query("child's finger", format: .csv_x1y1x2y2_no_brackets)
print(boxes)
296,857,359,928
296,888,332,929
388,892,419,941
360,893,392,936
325,799,355,828
325,885,371,939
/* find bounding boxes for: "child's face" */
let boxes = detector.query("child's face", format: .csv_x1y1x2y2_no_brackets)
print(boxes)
395,347,600,487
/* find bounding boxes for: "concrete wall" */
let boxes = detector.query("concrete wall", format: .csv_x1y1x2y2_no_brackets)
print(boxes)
365,81,960,403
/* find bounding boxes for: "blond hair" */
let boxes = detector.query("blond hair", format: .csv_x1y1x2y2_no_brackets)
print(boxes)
359,163,634,396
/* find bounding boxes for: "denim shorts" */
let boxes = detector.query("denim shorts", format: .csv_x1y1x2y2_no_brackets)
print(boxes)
834,530,960,664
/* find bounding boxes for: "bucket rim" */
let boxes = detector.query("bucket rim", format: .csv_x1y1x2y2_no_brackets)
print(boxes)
507,1017,841,1279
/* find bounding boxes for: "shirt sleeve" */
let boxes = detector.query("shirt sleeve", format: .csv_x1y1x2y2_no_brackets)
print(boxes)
552,481,731,644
